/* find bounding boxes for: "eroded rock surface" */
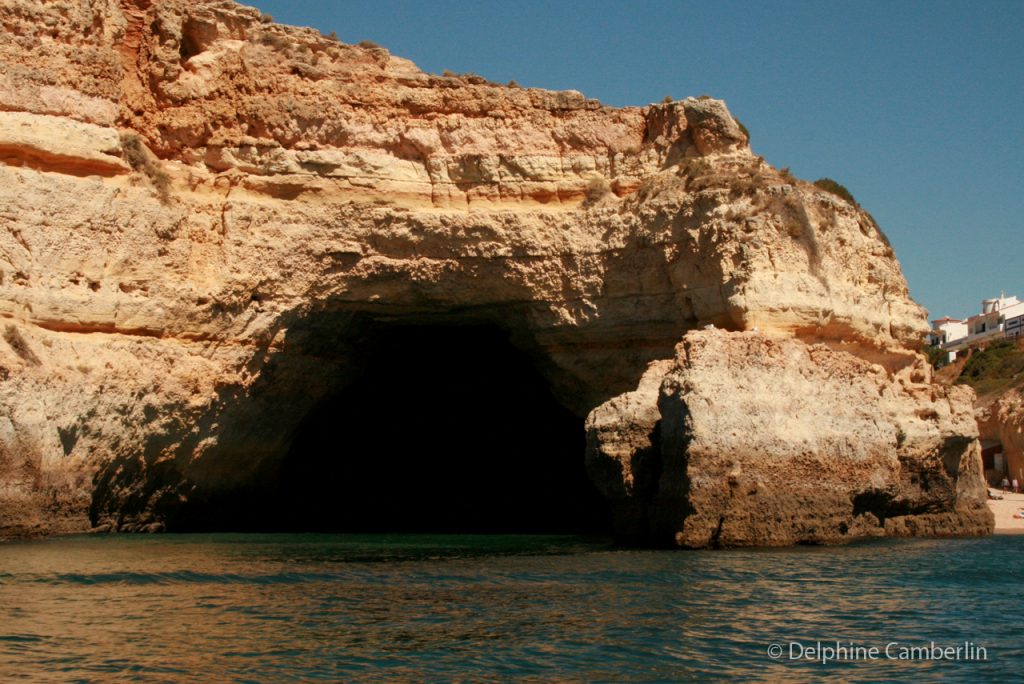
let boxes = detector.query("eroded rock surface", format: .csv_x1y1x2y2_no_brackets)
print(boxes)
0,0,991,543
587,332,991,546
979,389,1024,486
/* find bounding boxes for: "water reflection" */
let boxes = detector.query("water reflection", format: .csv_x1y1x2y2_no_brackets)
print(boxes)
0,534,1018,681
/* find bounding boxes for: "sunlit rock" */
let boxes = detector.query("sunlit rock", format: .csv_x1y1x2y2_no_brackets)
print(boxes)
0,0,990,544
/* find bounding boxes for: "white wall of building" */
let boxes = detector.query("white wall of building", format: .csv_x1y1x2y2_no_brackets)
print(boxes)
1003,300,1024,338
932,294,1024,356
982,295,1020,314
931,319,968,345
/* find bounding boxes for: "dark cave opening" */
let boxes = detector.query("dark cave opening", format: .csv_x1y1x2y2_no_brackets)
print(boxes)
204,324,611,534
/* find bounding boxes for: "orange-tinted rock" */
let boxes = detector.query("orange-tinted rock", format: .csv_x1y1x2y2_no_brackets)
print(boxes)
0,0,987,544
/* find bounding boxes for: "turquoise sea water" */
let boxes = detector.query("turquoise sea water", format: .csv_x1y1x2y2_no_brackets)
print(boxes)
0,533,1020,681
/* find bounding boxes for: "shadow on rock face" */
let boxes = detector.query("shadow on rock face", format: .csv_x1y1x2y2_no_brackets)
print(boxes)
166,323,612,534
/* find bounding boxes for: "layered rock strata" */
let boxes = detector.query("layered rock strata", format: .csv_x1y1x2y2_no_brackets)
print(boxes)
587,332,991,546
0,0,992,543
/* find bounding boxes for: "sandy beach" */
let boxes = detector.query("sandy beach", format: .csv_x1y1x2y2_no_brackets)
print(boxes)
987,490,1024,533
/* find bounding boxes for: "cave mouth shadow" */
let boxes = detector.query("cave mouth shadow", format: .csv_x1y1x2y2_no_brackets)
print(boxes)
209,322,611,535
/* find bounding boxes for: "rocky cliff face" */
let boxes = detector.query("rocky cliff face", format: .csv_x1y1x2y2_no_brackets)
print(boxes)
0,0,991,543
979,389,1024,486
587,332,991,545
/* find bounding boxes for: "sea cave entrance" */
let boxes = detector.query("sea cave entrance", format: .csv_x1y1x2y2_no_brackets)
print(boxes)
213,323,611,534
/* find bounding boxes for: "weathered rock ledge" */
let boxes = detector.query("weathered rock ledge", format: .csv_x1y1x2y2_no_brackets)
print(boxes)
0,0,991,544
587,331,991,546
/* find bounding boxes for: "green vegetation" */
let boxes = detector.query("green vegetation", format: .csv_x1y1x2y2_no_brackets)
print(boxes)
662,95,673,104
812,177,891,252
584,176,612,204
813,177,857,206
956,339,1024,396
4,325,39,366
734,117,750,141
358,39,380,49
924,345,948,369
120,133,170,204
259,32,290,49
681,156,711,177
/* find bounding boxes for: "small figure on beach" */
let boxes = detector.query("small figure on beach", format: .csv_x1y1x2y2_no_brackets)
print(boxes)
1015,479,1021,494
1002,476,1011,492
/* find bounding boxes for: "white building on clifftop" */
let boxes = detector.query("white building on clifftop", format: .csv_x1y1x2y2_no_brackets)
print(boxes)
928,316,968,347
929,294,1024,361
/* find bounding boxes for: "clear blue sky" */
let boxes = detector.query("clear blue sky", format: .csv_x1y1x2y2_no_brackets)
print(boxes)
247,0,1022,322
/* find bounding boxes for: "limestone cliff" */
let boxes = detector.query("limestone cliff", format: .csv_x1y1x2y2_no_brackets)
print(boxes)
0,0,990,544
979,389,1024,486
936,339,1024,490
587,332,990,545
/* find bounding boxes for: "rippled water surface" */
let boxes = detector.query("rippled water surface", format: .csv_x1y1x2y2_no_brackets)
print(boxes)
1,533,1020,681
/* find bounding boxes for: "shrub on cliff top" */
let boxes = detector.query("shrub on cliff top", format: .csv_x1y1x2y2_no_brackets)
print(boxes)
734,117,750,142
258,32,291,49
811,177,891,253
813,177,857,206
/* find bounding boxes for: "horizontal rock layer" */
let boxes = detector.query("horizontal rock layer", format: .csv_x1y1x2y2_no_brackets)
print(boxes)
0,0,991,543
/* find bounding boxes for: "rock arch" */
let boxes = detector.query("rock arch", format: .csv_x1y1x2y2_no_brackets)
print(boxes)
0,0,991,544
145,321,612,533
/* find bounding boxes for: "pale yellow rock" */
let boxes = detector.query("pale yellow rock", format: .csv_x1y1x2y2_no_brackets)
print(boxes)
0,0,986,543
0,111,128,175
586,331,990,547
